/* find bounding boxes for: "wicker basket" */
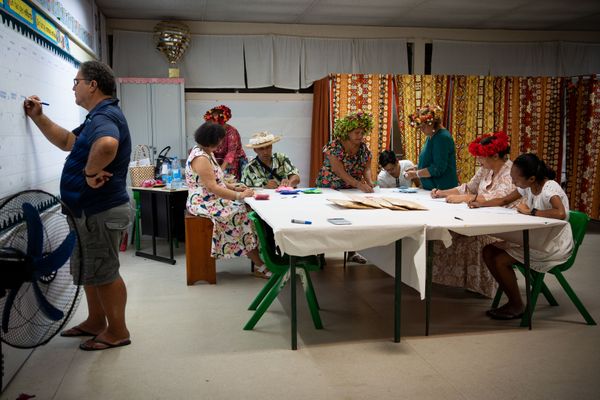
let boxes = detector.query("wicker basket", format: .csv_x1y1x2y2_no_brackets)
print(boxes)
129,145,155,187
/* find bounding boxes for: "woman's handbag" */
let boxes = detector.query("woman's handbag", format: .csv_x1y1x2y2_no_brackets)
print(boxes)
155,146,171,179
129,145,155,187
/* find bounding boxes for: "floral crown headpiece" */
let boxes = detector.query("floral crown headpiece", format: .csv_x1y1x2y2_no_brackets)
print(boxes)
333,111,374,140
408,104,443,127
468,131,510,157
203,105,232,125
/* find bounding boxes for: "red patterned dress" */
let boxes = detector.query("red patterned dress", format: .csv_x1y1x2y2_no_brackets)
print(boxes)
185,146,257,259
212,124,248,180
315,139,371,188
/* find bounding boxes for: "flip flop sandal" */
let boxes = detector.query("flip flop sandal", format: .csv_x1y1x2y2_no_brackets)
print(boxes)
488,308,524,320
79,338,132,351
60,326,98,337
253,266,273,279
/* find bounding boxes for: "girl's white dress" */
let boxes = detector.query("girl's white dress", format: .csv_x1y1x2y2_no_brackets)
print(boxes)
499,180,574,272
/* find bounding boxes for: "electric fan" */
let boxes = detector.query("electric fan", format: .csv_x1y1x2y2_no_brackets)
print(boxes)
0,190,83,390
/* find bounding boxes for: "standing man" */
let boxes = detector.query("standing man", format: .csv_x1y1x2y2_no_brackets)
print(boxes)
24,61,132,351
241,131,300,188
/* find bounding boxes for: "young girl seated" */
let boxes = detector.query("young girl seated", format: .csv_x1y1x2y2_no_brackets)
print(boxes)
469,153,574,320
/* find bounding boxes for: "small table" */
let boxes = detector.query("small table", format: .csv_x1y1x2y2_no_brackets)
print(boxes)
131,187,188,264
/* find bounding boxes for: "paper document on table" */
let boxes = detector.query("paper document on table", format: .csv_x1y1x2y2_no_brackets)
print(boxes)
327,199,374,209
381,197,428,210
327,196,428,210
347,195,383,208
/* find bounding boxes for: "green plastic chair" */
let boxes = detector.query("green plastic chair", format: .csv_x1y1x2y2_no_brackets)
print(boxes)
491,210,596,326
244,212,323,331
131,191,142,251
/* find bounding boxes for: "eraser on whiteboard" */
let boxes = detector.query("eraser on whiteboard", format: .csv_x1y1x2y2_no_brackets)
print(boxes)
254,193,269,200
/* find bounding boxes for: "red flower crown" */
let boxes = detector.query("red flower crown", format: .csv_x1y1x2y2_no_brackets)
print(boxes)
468,131,510,157
203,105,232,125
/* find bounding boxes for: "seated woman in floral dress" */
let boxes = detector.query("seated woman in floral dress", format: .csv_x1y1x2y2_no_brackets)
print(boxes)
186,122,269,278
430,131,518,297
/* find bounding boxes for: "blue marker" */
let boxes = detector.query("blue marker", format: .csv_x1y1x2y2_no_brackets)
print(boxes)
291,219,312,225
41,102,50,106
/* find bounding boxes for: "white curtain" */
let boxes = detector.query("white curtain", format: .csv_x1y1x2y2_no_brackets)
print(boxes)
113,31,410,89
273,36,302,90
182,35,245,88
432,40,560,76
301,38,354,88
243,35,273,88
559,42,600,76
353,38,408,74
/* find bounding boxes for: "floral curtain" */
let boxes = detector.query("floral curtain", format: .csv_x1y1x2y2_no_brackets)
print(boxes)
394,75,564,185
506,77,564,178
565,76,600,219
330,74,393,180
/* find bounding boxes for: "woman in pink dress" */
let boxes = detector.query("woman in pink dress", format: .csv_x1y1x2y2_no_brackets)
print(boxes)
429,131,517,297
203,105,248,180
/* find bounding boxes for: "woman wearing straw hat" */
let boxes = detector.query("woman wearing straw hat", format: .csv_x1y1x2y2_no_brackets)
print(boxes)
241,131,300,189
203,105,248,180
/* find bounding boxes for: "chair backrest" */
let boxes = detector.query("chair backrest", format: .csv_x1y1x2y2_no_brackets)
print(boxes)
248,212,288,274
556,210,590,272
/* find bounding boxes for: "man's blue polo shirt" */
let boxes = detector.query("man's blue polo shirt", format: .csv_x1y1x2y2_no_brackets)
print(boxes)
60,98,131,218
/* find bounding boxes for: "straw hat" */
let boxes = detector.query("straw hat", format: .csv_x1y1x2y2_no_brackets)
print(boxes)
245,131,282,148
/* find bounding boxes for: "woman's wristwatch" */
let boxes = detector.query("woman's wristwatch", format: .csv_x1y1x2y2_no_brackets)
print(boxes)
530,208,538,216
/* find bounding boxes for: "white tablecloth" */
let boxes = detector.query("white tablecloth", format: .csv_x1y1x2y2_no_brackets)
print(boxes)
245,188,566,299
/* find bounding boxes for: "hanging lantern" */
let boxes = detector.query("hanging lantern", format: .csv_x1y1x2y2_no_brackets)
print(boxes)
153,21,191,78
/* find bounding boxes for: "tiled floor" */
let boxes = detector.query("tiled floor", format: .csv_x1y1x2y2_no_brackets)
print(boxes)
2,223,600,400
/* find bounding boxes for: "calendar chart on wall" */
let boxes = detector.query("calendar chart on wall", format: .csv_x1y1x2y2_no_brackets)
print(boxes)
0,17,83,200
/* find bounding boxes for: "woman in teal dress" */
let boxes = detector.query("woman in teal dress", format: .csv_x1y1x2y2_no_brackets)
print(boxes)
404,104,458,190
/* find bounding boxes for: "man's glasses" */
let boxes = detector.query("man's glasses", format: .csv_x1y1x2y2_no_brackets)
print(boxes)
73,78,90,86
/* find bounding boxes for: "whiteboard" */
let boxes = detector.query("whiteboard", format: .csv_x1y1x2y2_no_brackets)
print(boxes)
186,94,314,187
0,19,84,200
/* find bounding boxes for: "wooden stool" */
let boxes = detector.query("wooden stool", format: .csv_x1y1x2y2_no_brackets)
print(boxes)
184,212,216,284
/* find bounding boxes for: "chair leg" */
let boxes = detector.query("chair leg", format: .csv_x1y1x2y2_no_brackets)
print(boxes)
302,270,320,310
248,272,281,310
554,271,597,325
299,269,323,329
540,281,559,306
318,253,326,270
343,251,347,270
520,272,544,327
244,273,287,330
491,288,503,309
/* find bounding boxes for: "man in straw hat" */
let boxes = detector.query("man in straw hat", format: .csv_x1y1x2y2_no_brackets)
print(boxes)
241,131,300,189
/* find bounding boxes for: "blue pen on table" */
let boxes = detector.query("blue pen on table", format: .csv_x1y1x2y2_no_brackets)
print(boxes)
291,219,312,225
454,216,463,221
